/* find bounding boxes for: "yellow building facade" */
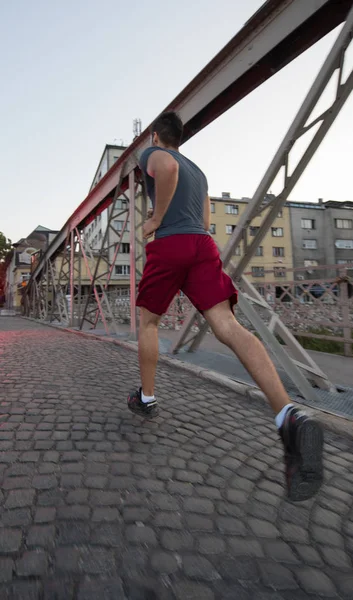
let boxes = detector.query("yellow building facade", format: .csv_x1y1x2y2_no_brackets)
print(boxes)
210,195,294,288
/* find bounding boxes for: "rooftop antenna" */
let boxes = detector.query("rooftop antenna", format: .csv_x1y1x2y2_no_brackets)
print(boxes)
133,118,142,140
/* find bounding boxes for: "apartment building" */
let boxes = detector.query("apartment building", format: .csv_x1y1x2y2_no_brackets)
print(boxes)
5,226,59,309
84,144,140,292
288,199,353,277
209,193,293,289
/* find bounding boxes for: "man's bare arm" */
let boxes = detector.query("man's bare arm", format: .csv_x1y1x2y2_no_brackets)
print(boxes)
147,150,179,226
203,194,211,231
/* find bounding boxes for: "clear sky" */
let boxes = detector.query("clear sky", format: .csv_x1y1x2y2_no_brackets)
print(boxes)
1,0,352,243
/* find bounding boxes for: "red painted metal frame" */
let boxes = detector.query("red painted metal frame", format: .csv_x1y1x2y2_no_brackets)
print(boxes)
75,230,110,334
129,172,137,340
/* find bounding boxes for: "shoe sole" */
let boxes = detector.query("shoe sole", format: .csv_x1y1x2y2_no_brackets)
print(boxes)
289,419,324,502
127,404,159,418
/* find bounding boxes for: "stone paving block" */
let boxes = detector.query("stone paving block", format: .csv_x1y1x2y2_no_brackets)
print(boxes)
56,522,90,545
4,489,35,509
150,550,179,574
228,537,264,558
218,556,259,582
155,511,183,529
77,578,125,600
0,528,22,553
198,535,226,555
295,567,338,597
320,546,352,569
16,550,49,577
259,561,298,590
263,540,299,564
0,558,14,582
2,508,31,527
26,525,55,548
126,524,158,545
161,530,194,551
182,554,220,581
294,544,323,566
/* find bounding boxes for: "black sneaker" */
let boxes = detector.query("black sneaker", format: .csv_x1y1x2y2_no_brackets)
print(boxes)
279,406,323,502
127,388,158,417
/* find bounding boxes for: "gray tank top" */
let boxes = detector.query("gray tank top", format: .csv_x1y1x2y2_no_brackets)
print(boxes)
139,147,209,239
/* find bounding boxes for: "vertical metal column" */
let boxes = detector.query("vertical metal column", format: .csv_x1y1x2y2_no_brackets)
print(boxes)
77,231,82,325
69,230,75,327
129,170,137,340
340,271,352,357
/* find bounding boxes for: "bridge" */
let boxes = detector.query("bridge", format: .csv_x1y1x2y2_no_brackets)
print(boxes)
2,0,353,597
24,0,353,415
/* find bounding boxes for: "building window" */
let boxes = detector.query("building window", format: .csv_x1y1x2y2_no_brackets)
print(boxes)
120,243,130,254
301,219,315,229
210,203,215,214
226,225,235,235
249,226,260,237
252,266,264,277
302,239,317,249
255,246,263,257
277,210,283,218
273,247,285,257
114,220,130,232
335,239,353,249
257,286,265,296
235,246,241,256
115,265,130,276
335,219,352,229
116,199,128,210
114,220,123,231
274,267,286,278
272,227,284,237
225,204,239,215
304,260,318,268
209,224,216,234
337,260,353,270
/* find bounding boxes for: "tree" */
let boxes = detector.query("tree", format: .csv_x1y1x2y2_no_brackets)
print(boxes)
0,232,12,303
0,232,11,261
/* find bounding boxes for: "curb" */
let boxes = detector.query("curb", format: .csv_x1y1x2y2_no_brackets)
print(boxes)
22,317,353,440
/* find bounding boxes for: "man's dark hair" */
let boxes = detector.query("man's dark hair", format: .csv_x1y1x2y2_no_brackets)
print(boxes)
151,111,183,147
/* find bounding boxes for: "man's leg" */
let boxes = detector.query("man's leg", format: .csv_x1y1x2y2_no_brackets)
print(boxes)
204,300,290,415
138,307,160,397
204,300,323,502
127,235,186,416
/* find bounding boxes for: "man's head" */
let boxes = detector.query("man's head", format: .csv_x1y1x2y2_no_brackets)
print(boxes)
151,111,183,149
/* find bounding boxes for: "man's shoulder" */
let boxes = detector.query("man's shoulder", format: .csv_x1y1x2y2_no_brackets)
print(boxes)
140,146,158,167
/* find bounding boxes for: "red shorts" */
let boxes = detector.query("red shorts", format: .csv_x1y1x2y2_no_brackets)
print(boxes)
136,234,238,316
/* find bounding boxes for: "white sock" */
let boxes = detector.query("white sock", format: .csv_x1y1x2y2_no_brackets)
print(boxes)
275,404,294,429
141,391,155,404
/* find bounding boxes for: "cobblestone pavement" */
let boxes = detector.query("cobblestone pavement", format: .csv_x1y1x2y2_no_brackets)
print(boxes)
0,317,353,600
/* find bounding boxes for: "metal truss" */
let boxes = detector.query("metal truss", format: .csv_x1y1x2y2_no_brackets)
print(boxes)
25,163,147,337
171,5,353,398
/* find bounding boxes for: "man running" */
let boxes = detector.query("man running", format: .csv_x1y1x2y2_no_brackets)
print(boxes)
127,111,323,502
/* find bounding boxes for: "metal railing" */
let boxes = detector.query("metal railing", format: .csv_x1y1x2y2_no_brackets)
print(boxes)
47,263,353,356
